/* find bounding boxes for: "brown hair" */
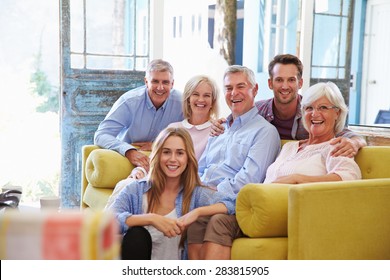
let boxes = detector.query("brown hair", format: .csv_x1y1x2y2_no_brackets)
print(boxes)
268,54,303,79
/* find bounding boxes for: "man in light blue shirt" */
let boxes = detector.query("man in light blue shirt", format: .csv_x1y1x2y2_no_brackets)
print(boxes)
199,107,279,197
188,65,280,260
94,59,183,172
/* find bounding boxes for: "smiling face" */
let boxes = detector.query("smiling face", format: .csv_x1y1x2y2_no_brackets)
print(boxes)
224,72,258,119
189,81,213,121
159,135,188,181
304,96,340,142
145,70,174,109
268,63,303,105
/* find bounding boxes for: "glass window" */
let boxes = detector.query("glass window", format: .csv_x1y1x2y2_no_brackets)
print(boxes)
69,0,149,71
258,0,299,72
311,0,349,79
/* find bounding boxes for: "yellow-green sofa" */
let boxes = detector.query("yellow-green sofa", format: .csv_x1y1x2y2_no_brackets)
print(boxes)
234,146,390,260
81,145,390,259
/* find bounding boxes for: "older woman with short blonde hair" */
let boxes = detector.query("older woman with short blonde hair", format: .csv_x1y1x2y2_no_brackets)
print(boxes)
168,75,220,160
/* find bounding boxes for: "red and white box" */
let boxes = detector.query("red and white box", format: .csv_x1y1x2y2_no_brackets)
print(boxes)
0,210,120,260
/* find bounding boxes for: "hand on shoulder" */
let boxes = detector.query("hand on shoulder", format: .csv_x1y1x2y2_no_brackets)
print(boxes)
329,136,361,158
210,118,226,137
125,149,150,172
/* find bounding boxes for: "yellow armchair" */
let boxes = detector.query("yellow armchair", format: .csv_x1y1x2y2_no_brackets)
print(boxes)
233,146,390,260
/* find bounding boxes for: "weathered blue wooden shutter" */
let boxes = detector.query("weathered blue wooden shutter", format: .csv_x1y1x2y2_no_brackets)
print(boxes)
60,0,149,207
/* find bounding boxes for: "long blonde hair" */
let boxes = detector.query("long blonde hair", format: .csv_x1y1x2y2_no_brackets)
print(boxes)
147,127,202,216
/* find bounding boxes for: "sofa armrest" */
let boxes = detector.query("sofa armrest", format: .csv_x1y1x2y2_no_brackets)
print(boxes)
81,145,101,209
236,183,290,237
86,149,133,188
81,145,133,209
288,179,390,260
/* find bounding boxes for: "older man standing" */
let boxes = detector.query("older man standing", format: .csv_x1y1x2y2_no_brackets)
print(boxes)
185,65,280,260
94,59,183,172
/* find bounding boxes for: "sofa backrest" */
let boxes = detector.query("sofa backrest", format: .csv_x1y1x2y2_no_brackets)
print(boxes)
355,146,390,179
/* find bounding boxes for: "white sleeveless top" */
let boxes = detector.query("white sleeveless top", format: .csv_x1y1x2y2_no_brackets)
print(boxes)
142,194,182,260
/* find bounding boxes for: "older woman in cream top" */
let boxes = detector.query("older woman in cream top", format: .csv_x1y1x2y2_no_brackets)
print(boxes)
264,82,361,184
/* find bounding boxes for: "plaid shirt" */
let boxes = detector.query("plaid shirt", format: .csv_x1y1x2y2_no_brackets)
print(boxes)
255,95,357,140
255,95,308,140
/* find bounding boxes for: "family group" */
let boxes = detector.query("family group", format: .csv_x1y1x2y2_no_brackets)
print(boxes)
93,54,365,260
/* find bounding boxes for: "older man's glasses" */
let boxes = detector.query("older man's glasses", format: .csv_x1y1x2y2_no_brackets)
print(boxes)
304,105,339,113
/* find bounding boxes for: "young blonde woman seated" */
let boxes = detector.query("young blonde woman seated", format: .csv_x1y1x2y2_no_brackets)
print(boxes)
108,127,234,260
105,75,220,209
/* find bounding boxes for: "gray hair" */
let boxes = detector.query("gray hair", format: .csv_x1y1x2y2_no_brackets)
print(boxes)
223,65,257,88
301,82,348,135
145,59,174,80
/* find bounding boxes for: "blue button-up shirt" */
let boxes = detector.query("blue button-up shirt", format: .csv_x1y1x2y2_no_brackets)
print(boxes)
198,106,281,199
94,86,184,155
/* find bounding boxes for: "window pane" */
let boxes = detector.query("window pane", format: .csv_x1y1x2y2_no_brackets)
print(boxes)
315,0,350,16
70,0,84,53
338,68,345,79
311,67,338,79
69,0,149,71
126,0,135,55
86,0,116,54
339,17,348,67
86,55,134,70
136,1,149,55
71,54,84,69
312,15,340,67
257,0,265,72
135,57,148,71
342,0,350,16
326,0,341,15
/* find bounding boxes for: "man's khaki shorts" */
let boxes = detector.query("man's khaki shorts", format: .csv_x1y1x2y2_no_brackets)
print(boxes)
187,214,244,247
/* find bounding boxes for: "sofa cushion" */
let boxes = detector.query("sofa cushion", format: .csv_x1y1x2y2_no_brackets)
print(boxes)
236,183,290,237
231,237,287,260
83,184,113,211
354,146,390,179
86,149,133,188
